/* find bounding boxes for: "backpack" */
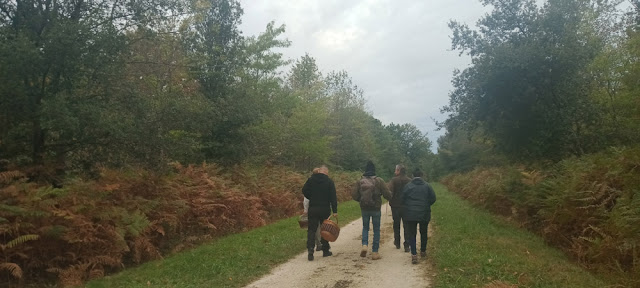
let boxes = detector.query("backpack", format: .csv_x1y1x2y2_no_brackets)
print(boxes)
359,176,378,208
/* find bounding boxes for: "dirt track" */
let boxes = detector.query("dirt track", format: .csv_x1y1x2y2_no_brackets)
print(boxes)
245,203,432,288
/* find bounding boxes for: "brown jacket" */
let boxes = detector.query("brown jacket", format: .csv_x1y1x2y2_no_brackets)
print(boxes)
352,175,392,211
388,174,411,208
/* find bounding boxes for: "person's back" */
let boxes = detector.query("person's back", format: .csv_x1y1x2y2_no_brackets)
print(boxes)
388,164,412,250
401,168,436,264
351,161,391,260
303,173,337,211
403,177,436,223
301,166,337,261
389,172,411,208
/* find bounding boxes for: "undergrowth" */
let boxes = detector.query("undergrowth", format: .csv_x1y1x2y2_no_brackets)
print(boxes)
441,146,640,287
0,164,359,287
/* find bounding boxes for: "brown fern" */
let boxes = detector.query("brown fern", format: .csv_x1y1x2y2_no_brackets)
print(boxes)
0,170,24,185
0,262,23,279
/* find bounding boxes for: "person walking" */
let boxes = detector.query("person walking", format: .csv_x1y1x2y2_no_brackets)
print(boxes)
302,165,337,261
388,164,412,252
352,161,391,260
401,168,436,264
303,197,323,251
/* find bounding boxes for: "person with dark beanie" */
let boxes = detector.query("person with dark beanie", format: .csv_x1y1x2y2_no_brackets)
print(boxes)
351,160,391,260
302,165,337,261
388,164,412,251
401,168,436,264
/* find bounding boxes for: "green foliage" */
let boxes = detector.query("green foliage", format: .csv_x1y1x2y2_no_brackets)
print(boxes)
441,146,640,286
431,183,612,288
86,201,363,288
442,0,627,162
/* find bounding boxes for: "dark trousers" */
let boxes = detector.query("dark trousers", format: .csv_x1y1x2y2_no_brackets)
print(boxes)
406,220,428,255
391,207,409,247
307,207,330,252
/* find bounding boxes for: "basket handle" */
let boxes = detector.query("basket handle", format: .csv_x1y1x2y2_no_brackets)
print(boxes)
328,214,338,225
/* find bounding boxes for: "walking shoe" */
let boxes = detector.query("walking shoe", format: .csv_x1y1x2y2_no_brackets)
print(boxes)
394,239,400,249
308,252,314,261
420,251,427,258
404,245,410,253
411,255,418,264
315,245,323,251
360,245,368,257
323,250,333,257
371,252,381,260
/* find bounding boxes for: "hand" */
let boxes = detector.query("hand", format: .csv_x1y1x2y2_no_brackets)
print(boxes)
332,213,338,218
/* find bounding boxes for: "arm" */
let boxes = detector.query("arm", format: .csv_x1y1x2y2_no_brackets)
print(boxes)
330,180,338,214
378,178,392,200
387,179,394,198
302,179,312,199
303,197,309,213
427,184,436,206
401,185,410,205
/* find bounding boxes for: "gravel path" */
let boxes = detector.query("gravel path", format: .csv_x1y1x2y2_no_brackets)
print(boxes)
245,203,432,288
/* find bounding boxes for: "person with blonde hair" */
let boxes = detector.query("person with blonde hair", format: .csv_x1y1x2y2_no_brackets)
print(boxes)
302,165,338,261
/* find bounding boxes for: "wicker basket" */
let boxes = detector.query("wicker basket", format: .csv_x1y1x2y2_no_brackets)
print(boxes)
298,214,308,229
320,215,340,242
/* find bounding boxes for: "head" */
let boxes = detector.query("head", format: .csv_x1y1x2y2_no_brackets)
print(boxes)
412,168,424,178
395,164,406,176
318,165,329,175
365,161,376,173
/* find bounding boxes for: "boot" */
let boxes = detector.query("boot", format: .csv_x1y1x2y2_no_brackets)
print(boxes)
411,255,418,264
371,252,381,260
315,244,323,251
394,239,400,249
420,251,427,258
323,250,333,257
308,250,314,261
360,245,368,257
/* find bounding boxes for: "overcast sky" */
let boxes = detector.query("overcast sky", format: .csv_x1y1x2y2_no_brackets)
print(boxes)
240,0,491,150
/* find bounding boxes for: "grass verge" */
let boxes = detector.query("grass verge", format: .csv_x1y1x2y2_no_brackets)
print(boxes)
430,183,613,288
86,200,362,288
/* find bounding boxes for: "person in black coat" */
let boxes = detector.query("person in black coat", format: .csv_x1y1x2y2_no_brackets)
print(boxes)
302,165,337,261
401,168,436,264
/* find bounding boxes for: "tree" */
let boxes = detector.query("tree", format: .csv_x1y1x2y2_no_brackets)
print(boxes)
385,123,433,171
443,0,616,161
0,0,178,167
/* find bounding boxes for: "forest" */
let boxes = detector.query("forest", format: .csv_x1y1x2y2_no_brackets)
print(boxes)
0,0,639,286
439,0,640,286
0,0,434,286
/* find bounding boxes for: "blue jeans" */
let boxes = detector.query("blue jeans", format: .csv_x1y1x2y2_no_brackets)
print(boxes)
361,210,381,252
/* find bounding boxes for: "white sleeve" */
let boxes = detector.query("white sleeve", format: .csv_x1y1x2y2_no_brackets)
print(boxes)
303,197,310,212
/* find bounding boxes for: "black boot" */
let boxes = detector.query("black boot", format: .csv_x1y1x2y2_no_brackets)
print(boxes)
394,239,401,249
323,250,333,257
308,250,314,261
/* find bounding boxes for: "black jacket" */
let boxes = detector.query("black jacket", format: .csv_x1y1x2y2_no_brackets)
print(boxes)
302,173,337,213
401,177,436,222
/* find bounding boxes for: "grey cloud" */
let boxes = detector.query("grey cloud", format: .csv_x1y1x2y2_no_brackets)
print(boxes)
241,0,490,150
